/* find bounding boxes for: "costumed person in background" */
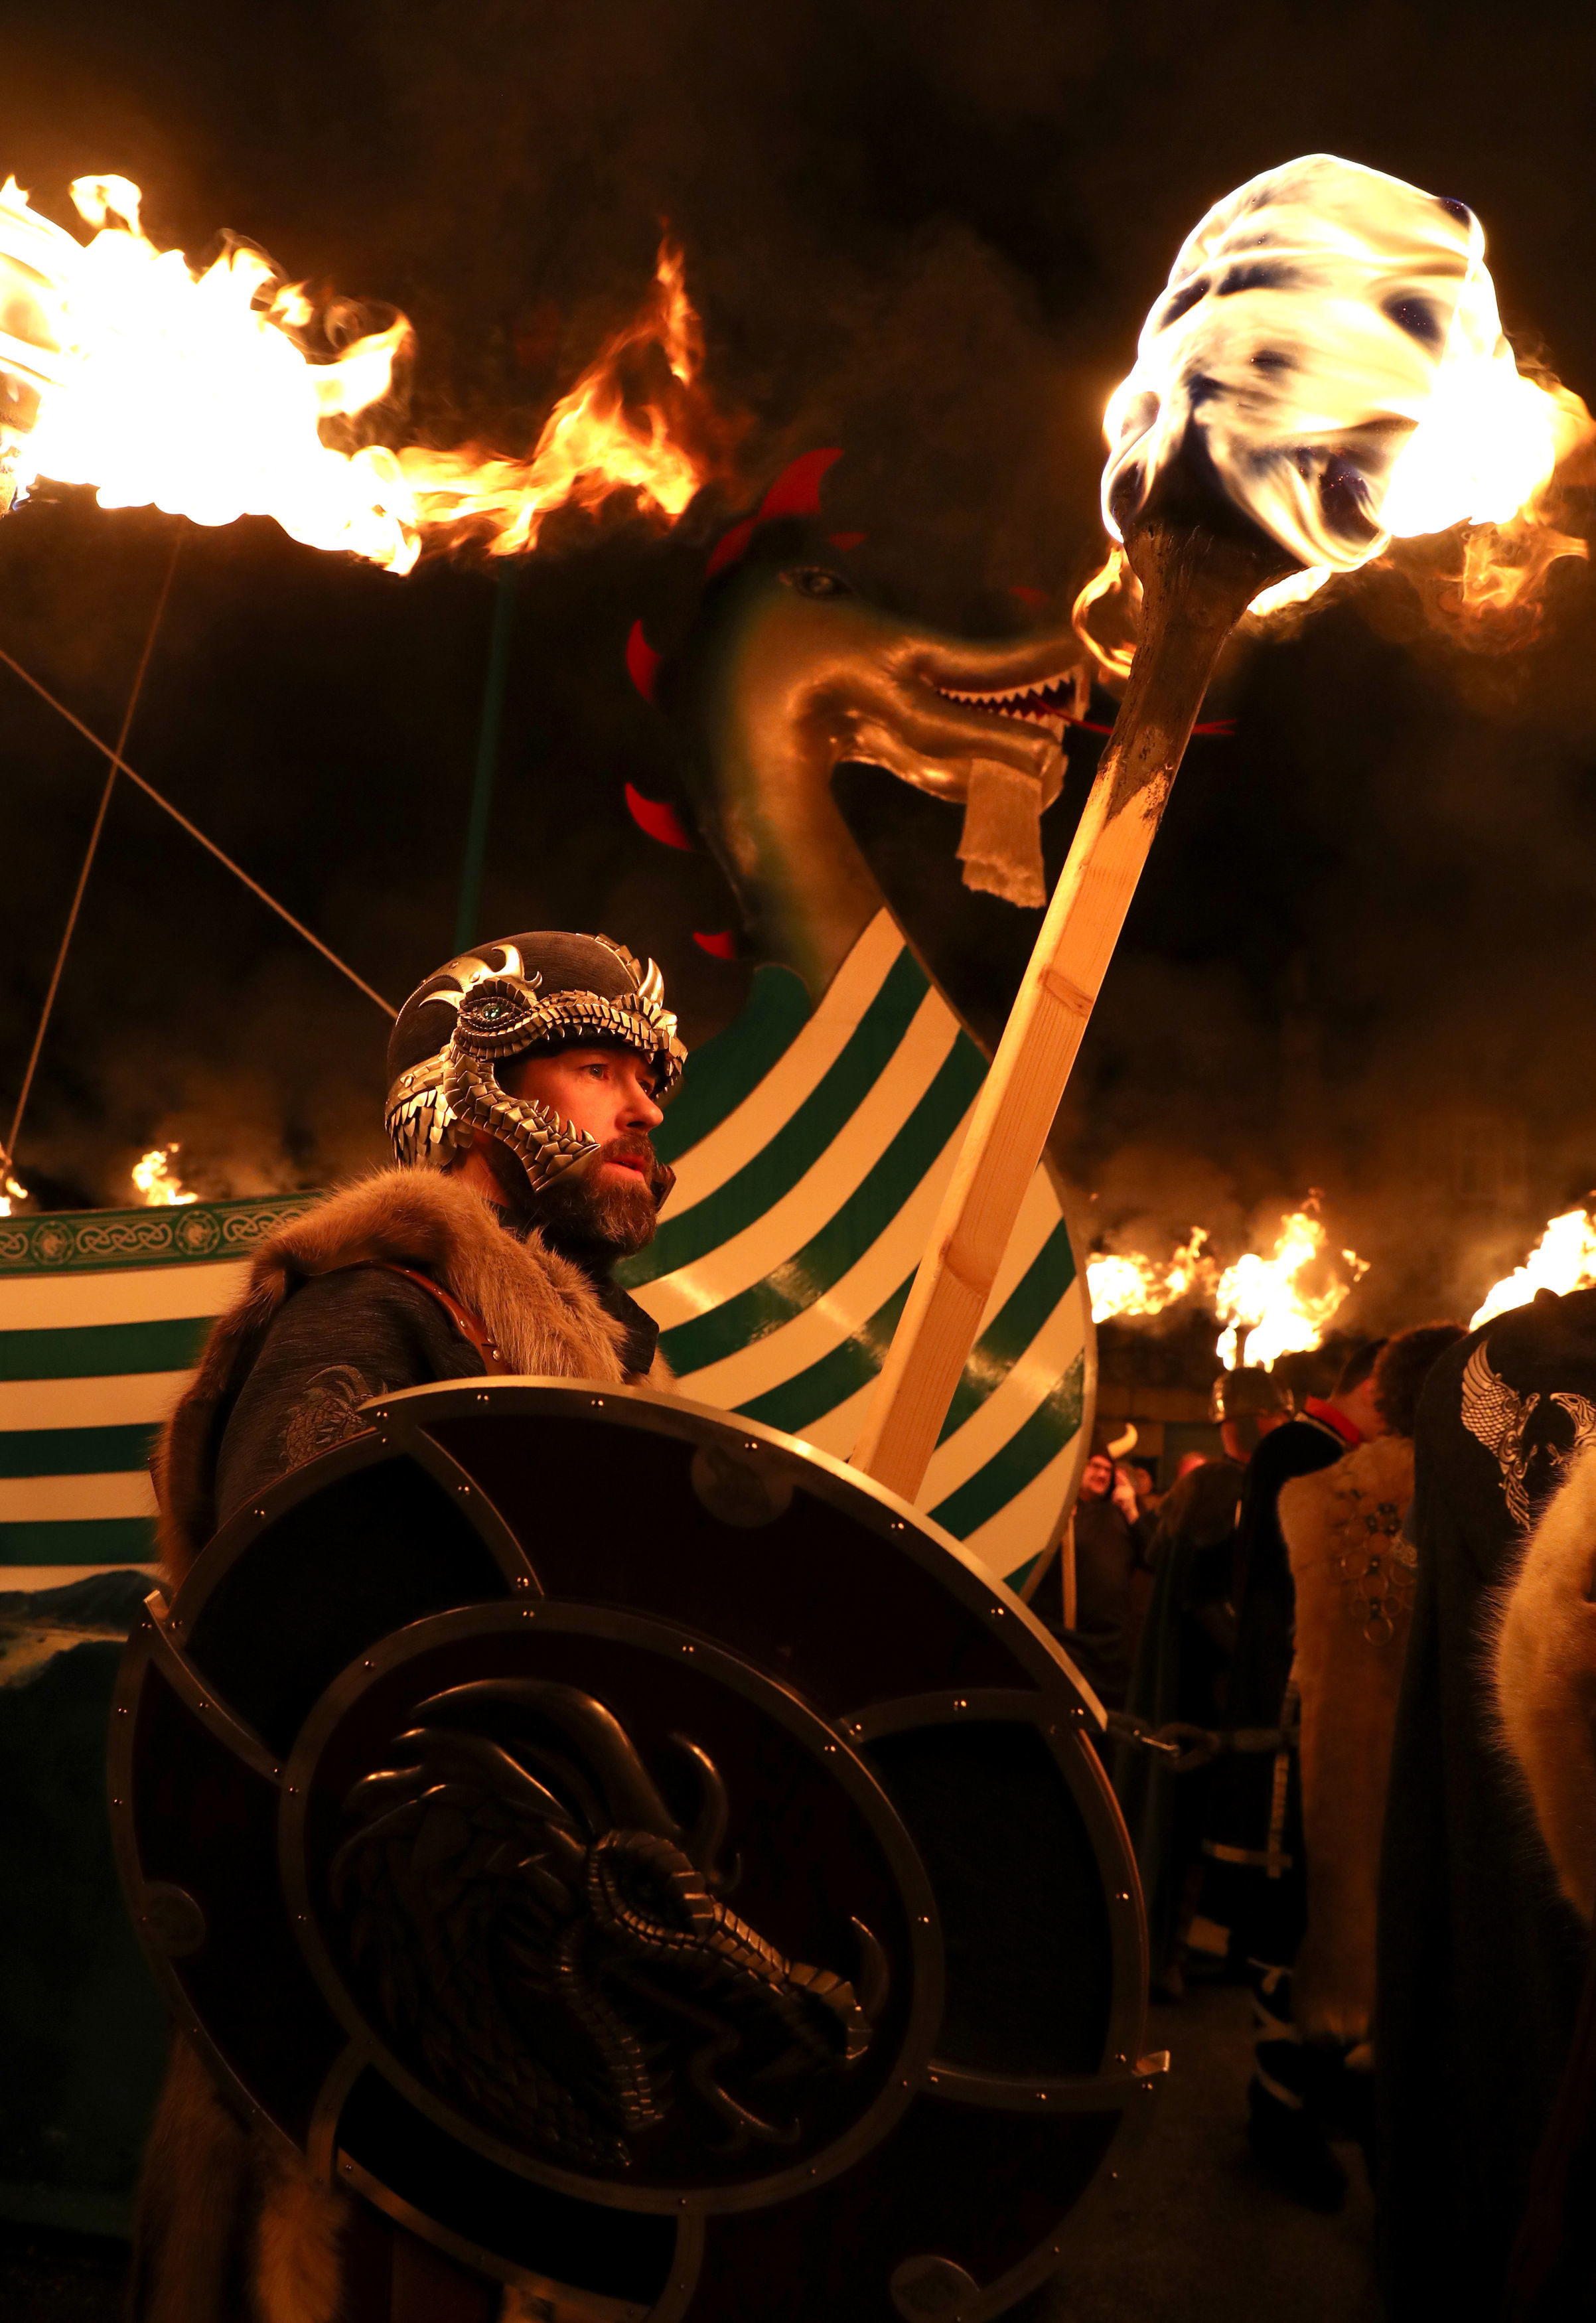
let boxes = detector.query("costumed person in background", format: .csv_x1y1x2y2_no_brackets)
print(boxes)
131,930,686,2323
1379,1288,1596,2323
1276,1325,1464,2173
1488,1436,1596,2322
1043,1424,1156,1713
1200,1336,1388,2211
1114,1367,1295,1999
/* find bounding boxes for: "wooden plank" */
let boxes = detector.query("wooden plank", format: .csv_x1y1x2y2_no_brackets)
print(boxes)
852,514,1291,1503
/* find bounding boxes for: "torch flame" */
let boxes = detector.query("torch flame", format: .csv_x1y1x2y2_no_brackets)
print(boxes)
398,240,707,556
1471,1207,1596,1329
0,176,719,571
1214,1206,1368,1371
1090,1201,1366,1370
1088,1227,1214,1321
131,1144,196,1207
0,1169,27,1219
1077,155,1592,672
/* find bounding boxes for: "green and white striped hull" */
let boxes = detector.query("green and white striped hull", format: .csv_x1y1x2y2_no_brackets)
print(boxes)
617,911,1093,1592
0,1198,317,1589
0,917,1092,1596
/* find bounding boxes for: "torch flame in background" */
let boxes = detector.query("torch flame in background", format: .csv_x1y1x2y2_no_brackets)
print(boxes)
1471,1206,1596,1328
1213,1206,1368,1371
131,1144,196,1206
1088,1227,1214,1321
0,1169,27,1219
1089,1201,1367,1369
0,177,719,571
1076,153,1593,676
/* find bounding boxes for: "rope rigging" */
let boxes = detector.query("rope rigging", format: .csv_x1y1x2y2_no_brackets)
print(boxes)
0,560,398,1178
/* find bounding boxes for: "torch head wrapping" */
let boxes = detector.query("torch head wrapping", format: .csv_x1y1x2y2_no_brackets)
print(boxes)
1102,153,1571,587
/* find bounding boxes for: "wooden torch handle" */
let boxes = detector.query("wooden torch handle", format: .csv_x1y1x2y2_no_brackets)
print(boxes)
851,517,1289,1503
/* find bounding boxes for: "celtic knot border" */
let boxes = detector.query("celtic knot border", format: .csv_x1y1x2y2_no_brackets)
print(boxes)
0,1194,321,1276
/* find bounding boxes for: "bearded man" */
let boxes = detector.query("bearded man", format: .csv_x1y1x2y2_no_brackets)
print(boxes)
131,930,686,2323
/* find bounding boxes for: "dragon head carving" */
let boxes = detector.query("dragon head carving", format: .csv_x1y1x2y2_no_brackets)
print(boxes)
330,1679,887,2171
625,454,1089,997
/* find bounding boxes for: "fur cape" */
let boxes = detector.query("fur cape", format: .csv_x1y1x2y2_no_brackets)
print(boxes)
1279,1432,1417,2044
155,1165,652,1586
135,1167,665,2323
1494,1440,1596,1923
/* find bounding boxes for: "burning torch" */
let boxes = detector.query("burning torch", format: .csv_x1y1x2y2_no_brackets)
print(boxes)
0,174,718,565
854,151,1591,1500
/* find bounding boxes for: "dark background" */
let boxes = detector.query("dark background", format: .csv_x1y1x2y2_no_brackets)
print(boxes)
3,0,1595,1335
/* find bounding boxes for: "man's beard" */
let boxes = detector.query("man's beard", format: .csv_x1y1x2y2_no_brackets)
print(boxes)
522,1134,670,1264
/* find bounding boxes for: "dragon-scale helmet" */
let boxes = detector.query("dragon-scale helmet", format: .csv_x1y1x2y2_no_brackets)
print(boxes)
384,932,687,1196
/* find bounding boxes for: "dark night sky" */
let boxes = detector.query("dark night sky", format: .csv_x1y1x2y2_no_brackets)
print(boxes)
4,0,1596,1333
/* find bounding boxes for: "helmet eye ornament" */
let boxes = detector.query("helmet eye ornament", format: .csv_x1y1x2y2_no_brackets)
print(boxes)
455,975,545,1057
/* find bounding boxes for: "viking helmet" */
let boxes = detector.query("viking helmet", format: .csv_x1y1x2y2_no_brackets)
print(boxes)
1208,1366,1296,1426
384,932,687,1195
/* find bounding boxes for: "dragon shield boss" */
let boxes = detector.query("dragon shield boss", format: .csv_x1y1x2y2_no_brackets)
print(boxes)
109,1381,1157,2322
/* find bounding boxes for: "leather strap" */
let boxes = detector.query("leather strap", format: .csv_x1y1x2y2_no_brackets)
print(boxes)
369,1260,513,1376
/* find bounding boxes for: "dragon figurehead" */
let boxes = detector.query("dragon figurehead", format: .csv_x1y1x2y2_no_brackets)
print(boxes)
627,451,1089,1000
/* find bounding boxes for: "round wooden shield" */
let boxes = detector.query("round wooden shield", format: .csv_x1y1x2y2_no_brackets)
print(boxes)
110,1381,1158,2321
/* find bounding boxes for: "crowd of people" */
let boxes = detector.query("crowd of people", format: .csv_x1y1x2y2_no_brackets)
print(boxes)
1039,1302,1596,2320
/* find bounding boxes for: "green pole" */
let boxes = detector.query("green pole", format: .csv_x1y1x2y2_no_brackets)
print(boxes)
455,563,520,952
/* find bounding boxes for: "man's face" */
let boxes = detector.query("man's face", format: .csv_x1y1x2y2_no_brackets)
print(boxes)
507,1044,669,1257
1079,1453,1114,1501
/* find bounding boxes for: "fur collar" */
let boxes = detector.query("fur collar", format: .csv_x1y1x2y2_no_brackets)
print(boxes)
157,1167,632,1584
1494,1441,1596,1921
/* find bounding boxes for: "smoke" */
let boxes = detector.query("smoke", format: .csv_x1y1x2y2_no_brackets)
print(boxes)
1,0,1595,1351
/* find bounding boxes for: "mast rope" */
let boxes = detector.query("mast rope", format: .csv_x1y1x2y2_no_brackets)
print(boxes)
0,592,397,1174
3,541,181,1174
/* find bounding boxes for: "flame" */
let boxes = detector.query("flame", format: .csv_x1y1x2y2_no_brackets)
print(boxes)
0,177,717,571
1090,1205,1365,1367
1088,1228,1214,1321
1071,543,1141,684
131,1144,196,1206
0,1169,27,1219
1214,1207,1368,1371
1471,1207,1596,1329
1244,565,1337,621
1078,155,1592,670
397,241,706,556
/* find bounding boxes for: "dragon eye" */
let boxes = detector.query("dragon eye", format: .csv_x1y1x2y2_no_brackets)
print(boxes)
459,979,539,1049
783,565,853,600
